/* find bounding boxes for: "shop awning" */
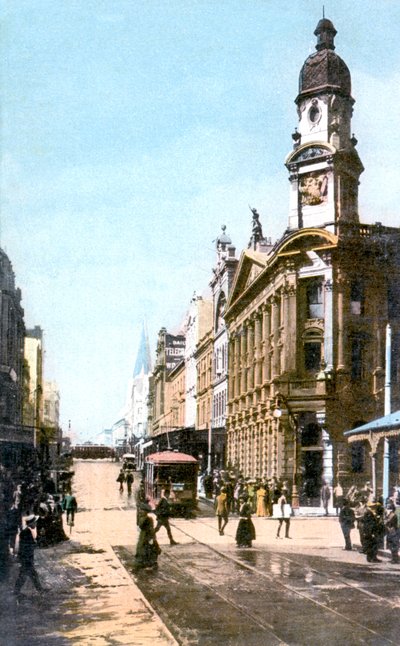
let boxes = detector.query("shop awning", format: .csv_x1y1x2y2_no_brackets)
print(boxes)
344,410,400,443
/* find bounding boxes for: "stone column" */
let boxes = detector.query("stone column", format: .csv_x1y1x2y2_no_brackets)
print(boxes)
241,324,248,394
247,320,255,391
228,338,234,401
324,274,333,368
272,295,281,378
254,313,263,387
262,305,271,383
234,333,240,398
336,276,347,371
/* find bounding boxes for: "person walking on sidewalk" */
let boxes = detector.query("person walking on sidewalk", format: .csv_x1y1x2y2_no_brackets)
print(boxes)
154,489,177,545
321,481,331,516
116,469,125,493
135,503,161,569
385,500,399,564
339,498,355,550
62,492,78,526
235,495,256,548
215,487,229,535
14,515,47,597
126,471,134,496
363,503,381,563
276,488,291,539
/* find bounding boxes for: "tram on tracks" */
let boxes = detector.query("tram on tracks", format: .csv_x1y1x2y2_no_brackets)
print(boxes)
144,450,198,516
72,444,115,460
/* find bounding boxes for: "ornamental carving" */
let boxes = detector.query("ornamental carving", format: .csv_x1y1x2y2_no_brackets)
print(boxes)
299,172,328,206
304,319,324,332
295,147,328,162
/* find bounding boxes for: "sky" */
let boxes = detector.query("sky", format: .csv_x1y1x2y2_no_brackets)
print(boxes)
2,0,400,442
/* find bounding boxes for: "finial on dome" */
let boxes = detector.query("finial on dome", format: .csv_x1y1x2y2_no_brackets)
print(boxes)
314,17,337,51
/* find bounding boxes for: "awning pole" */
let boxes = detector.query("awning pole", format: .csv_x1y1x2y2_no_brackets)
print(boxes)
383,324,391,501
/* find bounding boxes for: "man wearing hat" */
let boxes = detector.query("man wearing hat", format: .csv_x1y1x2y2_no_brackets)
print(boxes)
14,515,46,597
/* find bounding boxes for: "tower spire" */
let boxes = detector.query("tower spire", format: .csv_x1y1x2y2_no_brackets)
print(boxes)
133,321,152,377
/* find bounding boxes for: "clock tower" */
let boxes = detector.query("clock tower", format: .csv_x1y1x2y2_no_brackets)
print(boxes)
285,18,364,233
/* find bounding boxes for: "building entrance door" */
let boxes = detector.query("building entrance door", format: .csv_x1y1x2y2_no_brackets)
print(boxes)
300,449,323,506
299,419,323,507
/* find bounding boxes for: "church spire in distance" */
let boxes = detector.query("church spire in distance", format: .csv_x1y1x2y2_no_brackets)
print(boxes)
133,321,152,377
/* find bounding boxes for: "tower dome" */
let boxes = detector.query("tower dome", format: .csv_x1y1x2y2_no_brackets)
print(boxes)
297,19,351,103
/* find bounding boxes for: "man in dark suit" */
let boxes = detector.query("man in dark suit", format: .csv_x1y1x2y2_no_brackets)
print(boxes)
154,489,177,545
14,515,46,596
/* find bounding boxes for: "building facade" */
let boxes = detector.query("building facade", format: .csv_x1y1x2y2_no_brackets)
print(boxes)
184,293,213,429
126,323,152,443
225,19,400,509
0,248,34,466
209,227,238,469
0,249,25,426
42,380,62,465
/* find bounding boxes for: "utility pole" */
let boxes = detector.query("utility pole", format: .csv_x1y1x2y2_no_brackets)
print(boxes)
383,324,391,501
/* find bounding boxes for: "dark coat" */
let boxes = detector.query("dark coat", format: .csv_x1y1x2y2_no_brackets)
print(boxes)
18,527,36,564
156,497,171,519
339,506,355,529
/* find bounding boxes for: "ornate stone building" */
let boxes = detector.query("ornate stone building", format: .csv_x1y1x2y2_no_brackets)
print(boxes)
0,249,25,426
209,226,238,469
0,249,36,466
225,19,400,509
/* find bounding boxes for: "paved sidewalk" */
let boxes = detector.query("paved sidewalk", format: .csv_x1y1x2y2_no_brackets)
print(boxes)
1,507,178,646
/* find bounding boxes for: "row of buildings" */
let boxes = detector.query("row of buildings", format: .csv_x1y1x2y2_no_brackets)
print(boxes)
0,248,61,473
116,18,400,511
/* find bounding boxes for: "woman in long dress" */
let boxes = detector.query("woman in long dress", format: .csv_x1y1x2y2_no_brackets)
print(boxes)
135,503,161,569
256,484,269,517
235,496,256,547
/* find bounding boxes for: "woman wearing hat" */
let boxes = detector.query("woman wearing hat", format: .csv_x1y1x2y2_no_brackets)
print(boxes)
135,503,161,569
235,495,256,548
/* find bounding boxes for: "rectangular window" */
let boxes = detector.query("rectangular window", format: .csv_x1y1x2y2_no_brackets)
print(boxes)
306,279,324,319
351,442,365,473
351,336,364,381
304,341,321,372
350,279,364,316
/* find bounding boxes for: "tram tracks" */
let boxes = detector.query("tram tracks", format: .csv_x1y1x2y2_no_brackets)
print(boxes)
163,518,399,645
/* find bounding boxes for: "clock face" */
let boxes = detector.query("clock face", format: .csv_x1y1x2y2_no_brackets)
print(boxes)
308,104,320,123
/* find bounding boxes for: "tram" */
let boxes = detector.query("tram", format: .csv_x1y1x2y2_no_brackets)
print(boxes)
144,450,198,516
72,444,115,460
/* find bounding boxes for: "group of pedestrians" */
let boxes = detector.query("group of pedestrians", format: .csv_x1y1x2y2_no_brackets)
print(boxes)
0,463,78,599
338,489,399,564
134,485,178,569
203,469,291,518
116,468,134,495
214,481,292,546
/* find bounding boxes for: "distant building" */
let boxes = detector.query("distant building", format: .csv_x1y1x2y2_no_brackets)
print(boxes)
42,380,61,464
0,249,25,426
0,248,33,467
150,327,185,439
24,326,44,431
183,292,213,429
126,323,152,443
209,226,238,470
